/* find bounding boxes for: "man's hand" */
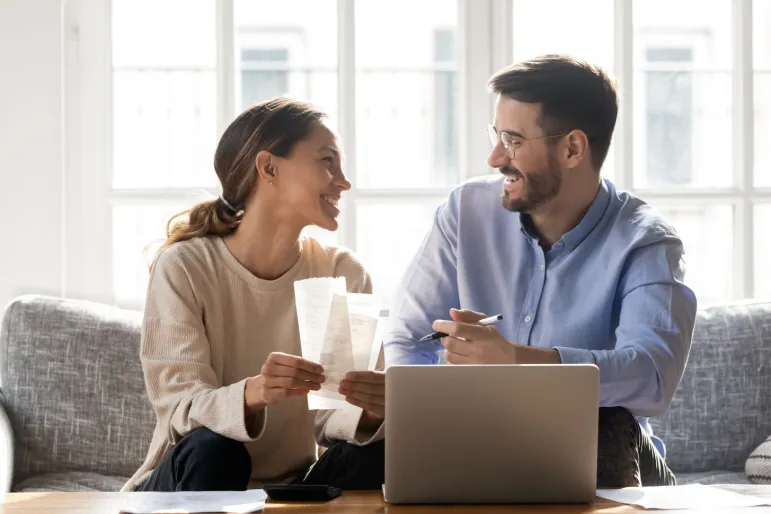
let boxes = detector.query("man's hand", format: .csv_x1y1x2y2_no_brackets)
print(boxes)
434,309,562,365
245,352,325,413
433,309,516,364
339,371,385,428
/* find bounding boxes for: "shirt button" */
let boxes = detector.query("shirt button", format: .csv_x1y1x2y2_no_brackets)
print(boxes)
524,315,532,323
539,265,545,271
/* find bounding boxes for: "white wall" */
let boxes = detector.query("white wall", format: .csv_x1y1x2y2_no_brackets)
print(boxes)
0,0,65,310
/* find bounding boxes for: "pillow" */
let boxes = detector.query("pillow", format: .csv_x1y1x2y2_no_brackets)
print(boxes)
746,435,771,484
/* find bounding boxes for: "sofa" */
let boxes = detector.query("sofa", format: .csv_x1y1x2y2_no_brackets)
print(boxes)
1,294,770,492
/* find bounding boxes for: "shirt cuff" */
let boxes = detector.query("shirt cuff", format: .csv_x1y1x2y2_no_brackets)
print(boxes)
229,378,267,443
323,408,385,446
553,346,595,365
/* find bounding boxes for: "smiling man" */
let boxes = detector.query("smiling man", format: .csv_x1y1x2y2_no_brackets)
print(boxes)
382,55,698,487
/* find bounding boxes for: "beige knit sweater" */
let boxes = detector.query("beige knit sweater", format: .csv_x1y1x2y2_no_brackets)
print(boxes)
122,236,384,492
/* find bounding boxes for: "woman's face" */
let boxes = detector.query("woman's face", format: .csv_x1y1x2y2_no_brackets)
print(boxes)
270,121,351,232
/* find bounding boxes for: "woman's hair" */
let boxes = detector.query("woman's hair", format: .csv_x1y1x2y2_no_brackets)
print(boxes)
150,97,327,265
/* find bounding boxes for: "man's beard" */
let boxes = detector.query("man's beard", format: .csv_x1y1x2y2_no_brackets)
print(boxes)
500,154,562,213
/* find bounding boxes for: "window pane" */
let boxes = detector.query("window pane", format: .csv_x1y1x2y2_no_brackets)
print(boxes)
112,204,187,307
112,0,215,68
633,0,733,189
356,202,438,307
112,71,218,189
234,1,338,126
754,0,771,187
651,204,734,303
355,1,459,188
510,0,616,181
112,0,218,189
511,0,615,72
755,204,771,300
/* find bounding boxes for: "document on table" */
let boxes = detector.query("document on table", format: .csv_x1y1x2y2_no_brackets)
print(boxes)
120,489,267,513
597,484,771,510
294,277,383,410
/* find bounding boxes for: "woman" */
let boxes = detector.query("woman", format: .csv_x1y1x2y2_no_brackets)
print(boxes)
122,98,385,493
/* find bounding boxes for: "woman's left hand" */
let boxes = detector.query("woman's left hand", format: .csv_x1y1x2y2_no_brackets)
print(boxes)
339,370,385,422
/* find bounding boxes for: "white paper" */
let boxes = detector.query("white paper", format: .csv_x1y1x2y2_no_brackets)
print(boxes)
294,278,383,410
597,485,771,510
120,489,267,513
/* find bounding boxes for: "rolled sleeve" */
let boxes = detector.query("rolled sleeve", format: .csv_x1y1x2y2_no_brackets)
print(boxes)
557,241,697,417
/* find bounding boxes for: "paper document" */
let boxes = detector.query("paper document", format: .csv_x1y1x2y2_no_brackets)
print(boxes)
120,489,267,513
294,277,383,410
597,484,771,510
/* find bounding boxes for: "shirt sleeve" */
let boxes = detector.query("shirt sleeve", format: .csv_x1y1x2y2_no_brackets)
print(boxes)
314,249,385,446
141,248,266,445
554,240,697,417
383,200,461,366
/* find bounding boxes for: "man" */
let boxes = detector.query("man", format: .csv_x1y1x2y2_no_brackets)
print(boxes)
382,55,697,487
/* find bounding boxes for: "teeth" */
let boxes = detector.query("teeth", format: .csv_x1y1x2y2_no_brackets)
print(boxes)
322,195,339,207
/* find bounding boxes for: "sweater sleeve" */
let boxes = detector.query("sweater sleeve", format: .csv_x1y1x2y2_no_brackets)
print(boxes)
141,247,266,445
314,248,385,447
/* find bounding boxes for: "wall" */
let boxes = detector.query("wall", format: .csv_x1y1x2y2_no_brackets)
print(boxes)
0,0,65,310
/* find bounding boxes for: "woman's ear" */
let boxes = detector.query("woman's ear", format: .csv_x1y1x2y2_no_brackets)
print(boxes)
255,150,276,185
564,130,590,169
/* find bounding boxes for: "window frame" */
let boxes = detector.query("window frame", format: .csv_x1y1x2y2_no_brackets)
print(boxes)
63,0,769,309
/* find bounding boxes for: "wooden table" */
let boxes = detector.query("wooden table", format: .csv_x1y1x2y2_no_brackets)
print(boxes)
3,491,771,514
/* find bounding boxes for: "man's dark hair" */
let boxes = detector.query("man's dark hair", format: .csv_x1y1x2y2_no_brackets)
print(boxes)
487,54,618,171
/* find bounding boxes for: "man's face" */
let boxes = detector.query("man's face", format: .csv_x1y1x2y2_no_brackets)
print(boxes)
487,95,563,213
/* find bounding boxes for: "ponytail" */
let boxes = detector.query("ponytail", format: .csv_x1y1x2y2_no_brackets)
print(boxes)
150,198,241,268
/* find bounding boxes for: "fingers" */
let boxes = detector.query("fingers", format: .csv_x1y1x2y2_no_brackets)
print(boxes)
267,352,324,375
432,319,490,340
345,396,385,418
339,379,383,396
264,375,321,391
342,371,385,384
444,350,474,365
449,308,487,323
263,354,325,385
440,336,472,357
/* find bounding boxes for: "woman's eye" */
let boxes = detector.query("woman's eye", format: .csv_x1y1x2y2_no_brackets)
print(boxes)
322,156,334,164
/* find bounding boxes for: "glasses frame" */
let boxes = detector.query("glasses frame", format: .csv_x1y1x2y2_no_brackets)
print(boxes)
488,124,571,159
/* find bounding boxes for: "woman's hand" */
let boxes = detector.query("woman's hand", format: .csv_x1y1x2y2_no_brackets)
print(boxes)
245,352,325,412
339,371,385,428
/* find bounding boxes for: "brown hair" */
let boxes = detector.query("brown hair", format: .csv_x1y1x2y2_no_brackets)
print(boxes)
487,54,618,171
152,97,326,265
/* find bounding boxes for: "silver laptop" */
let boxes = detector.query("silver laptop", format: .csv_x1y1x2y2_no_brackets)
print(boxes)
383,364,599,504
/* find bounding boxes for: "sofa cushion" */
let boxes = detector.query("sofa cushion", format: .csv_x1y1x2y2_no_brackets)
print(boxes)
746,435,771,484
0,295,155,484
12,471,128,492
676,470,752,485
650,301,771,473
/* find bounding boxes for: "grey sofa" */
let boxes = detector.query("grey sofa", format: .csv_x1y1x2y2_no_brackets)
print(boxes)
1,294,770,492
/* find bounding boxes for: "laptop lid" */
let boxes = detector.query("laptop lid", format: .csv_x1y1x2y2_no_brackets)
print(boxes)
384,364,599,504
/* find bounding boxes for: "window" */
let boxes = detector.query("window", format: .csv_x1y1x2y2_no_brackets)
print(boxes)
508,0,769,303
644,47,694,186
109,0,458,309
755,0,771,187
98,0,771,310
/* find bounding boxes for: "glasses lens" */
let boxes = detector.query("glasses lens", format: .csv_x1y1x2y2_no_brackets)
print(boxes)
488,125,499,147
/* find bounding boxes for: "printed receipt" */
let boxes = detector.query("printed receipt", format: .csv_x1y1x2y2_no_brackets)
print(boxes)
294,277,383,410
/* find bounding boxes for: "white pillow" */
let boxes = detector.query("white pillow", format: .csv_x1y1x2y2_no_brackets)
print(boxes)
746,435,771,484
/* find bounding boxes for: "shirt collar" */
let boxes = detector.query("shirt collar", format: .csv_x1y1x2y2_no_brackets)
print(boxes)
518,179,611,251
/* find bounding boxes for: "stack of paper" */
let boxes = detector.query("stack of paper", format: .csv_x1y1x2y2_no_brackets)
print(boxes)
597,484,771,510
120,490,267,513
294,277,383,410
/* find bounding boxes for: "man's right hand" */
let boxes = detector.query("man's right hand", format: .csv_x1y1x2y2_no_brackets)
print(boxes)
245,352,325,412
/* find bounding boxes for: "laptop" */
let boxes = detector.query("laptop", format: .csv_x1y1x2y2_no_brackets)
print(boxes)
383,364,599,504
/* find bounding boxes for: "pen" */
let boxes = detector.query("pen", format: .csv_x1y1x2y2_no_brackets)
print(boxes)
418,314,504,342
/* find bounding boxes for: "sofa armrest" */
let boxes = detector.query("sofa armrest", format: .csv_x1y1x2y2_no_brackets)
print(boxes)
0,396,13,494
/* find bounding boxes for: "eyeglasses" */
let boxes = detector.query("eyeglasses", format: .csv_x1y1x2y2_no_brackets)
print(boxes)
488,124,570,159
